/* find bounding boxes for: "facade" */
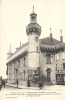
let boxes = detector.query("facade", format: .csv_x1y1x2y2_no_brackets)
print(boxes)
6,7,65,85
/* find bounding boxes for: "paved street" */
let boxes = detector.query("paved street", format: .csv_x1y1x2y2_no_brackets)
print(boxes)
0,85,65,100
0,85,21,91
0,84,65,91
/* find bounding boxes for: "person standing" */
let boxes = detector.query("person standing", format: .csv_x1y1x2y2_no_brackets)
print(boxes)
0,81,2,91
38,81,43,89
27,80,30,87
3,80,5,88
16,80,18,88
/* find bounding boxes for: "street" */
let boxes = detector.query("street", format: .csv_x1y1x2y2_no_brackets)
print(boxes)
0,84,65,91
1,85,20,91
0,85,65,100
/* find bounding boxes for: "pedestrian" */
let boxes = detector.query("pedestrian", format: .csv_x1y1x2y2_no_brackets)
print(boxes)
38,81,43,89
27,80,30,87
16,80,18,88
0,81,2,91
3,80,5,88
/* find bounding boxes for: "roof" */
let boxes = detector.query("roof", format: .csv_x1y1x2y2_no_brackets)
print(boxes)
7,36,65,63
40,37,62,45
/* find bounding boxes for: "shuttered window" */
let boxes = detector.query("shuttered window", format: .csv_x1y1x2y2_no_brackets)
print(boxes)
62,52,65,59
55,54,59,61
47,54,52,64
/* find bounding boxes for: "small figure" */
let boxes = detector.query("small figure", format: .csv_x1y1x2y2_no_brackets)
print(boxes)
38,81,43,89
27,80,30,87
2,80,5,88
3,80,5,88
0,81,2,91
16,80,18,88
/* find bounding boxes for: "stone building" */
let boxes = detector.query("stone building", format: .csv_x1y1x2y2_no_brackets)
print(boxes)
6,7,65,85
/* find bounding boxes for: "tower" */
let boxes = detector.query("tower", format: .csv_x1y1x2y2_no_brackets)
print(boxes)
7,44,12,59
26,6,41,71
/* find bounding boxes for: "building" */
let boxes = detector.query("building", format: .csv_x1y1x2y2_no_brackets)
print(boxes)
6,7,65,86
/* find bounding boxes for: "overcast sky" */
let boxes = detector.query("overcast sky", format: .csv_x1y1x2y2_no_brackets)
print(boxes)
0,0,65,78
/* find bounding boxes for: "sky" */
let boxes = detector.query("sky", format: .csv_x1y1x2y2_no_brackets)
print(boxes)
0,0,65,78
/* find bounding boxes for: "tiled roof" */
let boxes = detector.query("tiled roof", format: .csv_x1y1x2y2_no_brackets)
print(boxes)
40,37,63,45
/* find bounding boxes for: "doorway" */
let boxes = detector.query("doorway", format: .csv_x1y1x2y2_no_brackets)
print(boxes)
47,68,51,82
56,74,64,85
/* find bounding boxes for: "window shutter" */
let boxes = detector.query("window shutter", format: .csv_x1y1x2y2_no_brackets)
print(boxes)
62,52,65,59
51,55,52,63
56,64,59,70
60,63,63,70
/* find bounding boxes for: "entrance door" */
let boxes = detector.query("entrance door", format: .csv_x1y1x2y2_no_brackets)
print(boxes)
47,71,51,82
47,68,51,82
56,74,64,85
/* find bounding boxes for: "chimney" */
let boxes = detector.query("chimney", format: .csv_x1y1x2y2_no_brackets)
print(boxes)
50,28,53,41
60,29,63,43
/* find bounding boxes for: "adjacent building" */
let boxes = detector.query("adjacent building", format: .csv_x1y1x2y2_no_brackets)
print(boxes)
6,7,65,85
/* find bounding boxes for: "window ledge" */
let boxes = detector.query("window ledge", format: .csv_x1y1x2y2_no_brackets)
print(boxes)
62,59,65,60
56,60,59,61
46,62,52,64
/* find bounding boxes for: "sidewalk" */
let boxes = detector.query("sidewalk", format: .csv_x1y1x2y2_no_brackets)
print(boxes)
6,83,39,90
6,83,64,90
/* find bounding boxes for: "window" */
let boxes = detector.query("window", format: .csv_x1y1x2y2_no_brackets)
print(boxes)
18,60,20,67
9,64,12,70
63,63,65,70
19,72,25,81
47,68,51,82
24,57,26,66
46,54,52,64
60,63,63,70
35,37,39,42
56,64,59,71
31,16,36,21
62,52,65,60
56,63,63,71
56,54,59,61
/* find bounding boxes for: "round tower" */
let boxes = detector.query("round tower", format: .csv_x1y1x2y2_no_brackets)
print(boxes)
26,6,41,70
